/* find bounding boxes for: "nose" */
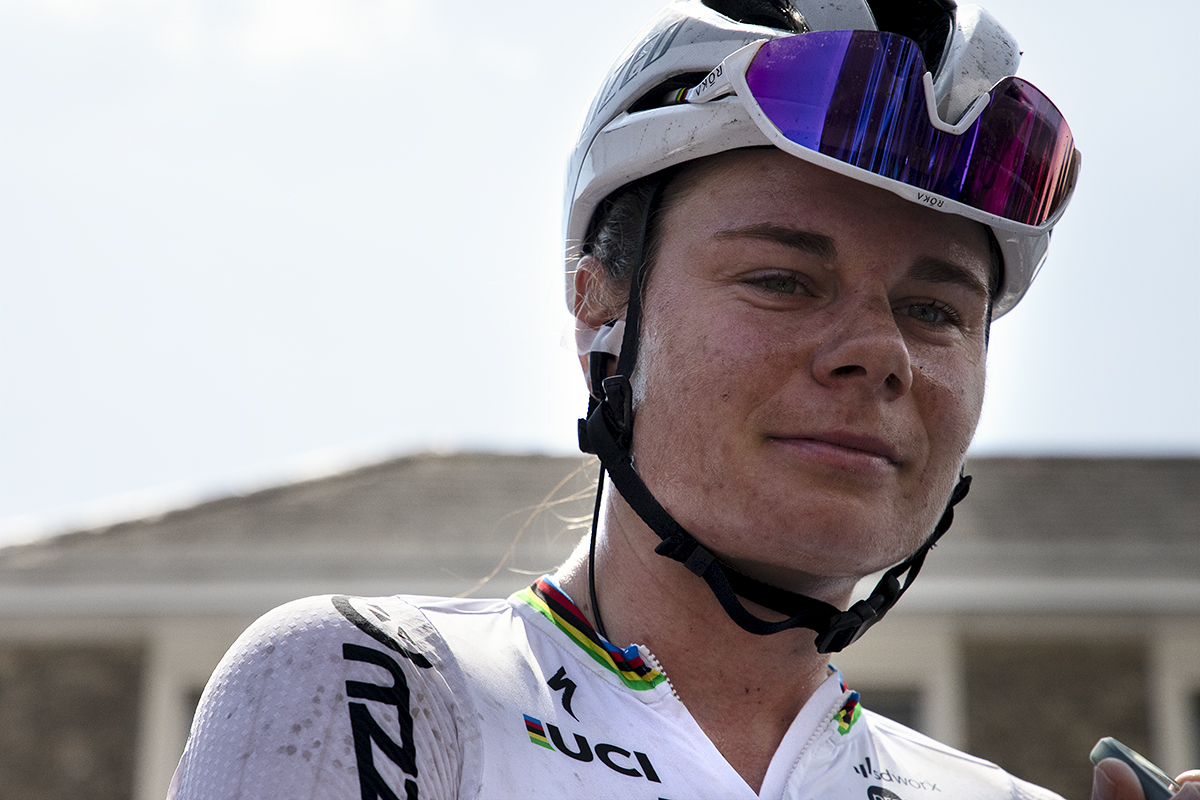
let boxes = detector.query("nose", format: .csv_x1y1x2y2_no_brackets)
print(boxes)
811,297,913,399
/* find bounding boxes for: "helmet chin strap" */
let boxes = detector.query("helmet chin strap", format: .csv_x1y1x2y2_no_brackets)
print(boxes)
576,177,972,654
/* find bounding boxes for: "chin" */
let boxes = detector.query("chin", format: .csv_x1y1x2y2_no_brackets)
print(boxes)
707,501,931,588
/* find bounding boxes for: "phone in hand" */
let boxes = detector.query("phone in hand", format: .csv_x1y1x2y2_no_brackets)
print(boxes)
1091,737,1182,800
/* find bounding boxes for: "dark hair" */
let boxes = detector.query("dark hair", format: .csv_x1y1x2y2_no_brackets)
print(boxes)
580,152,741,318
984,229,1003,321
581,176,665,301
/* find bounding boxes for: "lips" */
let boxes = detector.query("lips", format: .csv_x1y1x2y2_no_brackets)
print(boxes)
770,431,902,467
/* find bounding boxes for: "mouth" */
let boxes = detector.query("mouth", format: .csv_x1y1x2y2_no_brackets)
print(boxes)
769,432,902,468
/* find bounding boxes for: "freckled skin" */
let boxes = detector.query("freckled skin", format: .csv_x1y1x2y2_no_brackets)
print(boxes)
562,150,994,790
627,149,991,595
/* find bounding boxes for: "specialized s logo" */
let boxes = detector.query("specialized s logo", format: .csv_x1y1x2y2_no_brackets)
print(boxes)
547,666,578,719
521,714,662,784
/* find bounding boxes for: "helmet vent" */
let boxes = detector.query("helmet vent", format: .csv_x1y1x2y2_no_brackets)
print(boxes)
701,0,808,33
866,0,955,76
627,72,713,114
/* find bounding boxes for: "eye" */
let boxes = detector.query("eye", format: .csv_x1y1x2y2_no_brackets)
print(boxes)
902,300,961,327
749,272,808,296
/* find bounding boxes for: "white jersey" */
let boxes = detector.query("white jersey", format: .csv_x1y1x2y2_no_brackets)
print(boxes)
170,577,1063,800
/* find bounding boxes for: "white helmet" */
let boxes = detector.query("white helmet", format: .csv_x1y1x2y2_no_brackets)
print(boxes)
570,1,1082,652
564,0,1081,318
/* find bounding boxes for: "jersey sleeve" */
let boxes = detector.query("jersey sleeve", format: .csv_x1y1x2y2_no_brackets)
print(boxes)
1009,775,1068,800
168,594,482,800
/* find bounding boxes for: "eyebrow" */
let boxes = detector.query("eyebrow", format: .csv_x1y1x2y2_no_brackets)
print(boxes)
907,256,990,300
712,223,990,299
711,223,838,261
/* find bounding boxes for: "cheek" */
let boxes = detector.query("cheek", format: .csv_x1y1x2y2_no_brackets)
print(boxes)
630,295,780,491
629,335,722,504
914,351,987,457
634,308,709,412
630,296,707,452
636,292,789,418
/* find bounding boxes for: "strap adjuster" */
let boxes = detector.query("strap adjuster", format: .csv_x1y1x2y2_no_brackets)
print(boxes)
601,375,633,440
814,599,881,654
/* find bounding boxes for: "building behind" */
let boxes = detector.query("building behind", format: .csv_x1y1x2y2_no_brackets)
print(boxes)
0,453,1197,800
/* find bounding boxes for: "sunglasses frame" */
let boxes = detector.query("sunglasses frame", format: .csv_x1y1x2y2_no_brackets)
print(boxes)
684,34,1081,236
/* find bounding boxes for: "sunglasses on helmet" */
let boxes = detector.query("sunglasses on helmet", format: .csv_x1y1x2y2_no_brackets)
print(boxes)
682,30,1080,230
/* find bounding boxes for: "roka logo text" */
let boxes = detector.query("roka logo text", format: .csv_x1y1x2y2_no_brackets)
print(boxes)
916,191,945,208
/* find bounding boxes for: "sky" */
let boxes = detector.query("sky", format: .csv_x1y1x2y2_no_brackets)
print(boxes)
1,0,1198,544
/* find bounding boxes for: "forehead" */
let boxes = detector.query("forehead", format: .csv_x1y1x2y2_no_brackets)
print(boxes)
659,149,994,279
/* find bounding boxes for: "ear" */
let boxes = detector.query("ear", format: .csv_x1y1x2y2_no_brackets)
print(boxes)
573,255,618,329
573,255,621,396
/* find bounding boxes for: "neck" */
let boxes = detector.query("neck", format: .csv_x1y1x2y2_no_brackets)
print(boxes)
555,491,853,792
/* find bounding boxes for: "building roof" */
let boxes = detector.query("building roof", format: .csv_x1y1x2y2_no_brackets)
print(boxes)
0,452,596,616
909,456,1200,612
1,453,1196,618
957,457,1199,544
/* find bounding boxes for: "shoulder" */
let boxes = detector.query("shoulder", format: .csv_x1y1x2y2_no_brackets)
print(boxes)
171,593,499,800
856,710,1066,800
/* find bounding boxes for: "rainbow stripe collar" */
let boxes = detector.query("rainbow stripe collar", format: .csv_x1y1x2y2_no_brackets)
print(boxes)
516,577,667,691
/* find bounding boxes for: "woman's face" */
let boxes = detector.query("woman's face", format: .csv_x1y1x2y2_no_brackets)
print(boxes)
625,149,992,589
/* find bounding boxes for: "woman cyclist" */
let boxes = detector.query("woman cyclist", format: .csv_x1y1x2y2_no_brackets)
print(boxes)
170,1,1199,798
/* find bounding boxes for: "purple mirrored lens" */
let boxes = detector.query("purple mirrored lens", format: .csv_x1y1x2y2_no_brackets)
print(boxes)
745,31,1076,226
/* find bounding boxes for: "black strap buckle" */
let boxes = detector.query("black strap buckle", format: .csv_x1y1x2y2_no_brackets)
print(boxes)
814,599,882,654
600,375,633,441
